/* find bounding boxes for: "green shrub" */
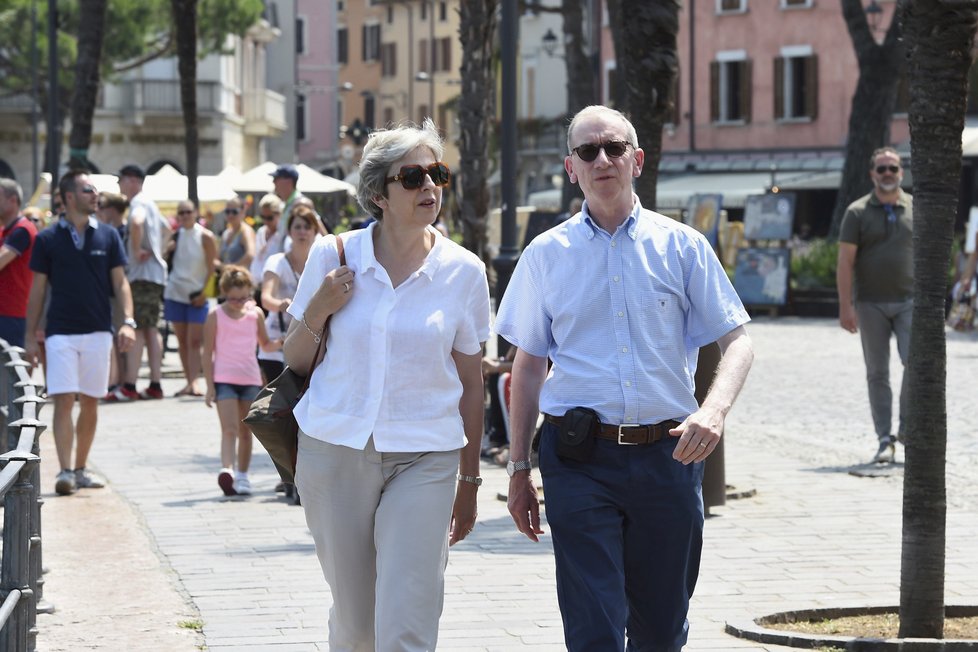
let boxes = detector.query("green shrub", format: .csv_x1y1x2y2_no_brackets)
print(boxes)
790,238,839,289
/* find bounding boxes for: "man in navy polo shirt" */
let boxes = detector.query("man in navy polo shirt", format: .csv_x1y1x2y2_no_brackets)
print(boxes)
25,170,137,496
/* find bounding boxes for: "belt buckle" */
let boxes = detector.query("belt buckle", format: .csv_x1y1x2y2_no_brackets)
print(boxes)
617,423,640,445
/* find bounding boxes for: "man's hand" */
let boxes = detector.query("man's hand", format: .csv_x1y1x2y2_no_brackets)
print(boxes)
839,303,858,333
117,324,136,352
670,406,724,465
507,472,545,542
23,334,40,367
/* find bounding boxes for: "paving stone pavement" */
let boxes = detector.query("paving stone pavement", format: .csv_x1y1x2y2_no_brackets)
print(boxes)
32,317,978,650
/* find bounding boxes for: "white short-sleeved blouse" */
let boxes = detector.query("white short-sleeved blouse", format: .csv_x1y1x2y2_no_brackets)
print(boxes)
288,224,491,452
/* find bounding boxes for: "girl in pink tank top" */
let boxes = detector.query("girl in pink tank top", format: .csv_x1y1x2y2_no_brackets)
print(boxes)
202,265,282,497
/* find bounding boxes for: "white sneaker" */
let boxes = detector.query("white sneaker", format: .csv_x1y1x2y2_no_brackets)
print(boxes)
74,468,105,489
232,474,252,496
55,469,76,495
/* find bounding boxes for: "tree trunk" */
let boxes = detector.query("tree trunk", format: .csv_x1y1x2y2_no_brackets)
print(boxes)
68,0,108,172
604,0,626,110
558,0,594,212
172,0,199,204
900,0,977,639
457,0,497,260
614,0,679,209
828,0,905,239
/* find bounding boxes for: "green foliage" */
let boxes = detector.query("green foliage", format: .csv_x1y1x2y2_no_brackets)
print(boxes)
0,0,263,101
790,238,839,289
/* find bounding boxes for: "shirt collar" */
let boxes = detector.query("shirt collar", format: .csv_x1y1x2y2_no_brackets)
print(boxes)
58,215,99,230
356,222,442,281
580,194,641,240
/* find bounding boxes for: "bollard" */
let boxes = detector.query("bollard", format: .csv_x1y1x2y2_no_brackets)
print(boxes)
695,343,726,511
0,451,39,652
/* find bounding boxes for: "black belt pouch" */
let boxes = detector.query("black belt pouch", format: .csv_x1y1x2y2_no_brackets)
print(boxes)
555,407,600,463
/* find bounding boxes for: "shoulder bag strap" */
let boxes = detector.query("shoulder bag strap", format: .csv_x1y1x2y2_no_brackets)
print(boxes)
300,235,346,388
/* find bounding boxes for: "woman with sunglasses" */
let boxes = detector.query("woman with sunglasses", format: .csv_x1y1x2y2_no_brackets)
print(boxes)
217,197,255,281
163,200,218,397
284,119,490,650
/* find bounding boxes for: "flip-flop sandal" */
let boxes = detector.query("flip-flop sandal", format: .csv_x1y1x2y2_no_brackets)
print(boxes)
174,386,194,397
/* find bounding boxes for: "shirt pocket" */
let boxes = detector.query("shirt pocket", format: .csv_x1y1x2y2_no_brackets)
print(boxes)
641,292,684,348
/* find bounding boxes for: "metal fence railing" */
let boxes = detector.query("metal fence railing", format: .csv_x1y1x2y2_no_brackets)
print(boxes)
0,338,47,652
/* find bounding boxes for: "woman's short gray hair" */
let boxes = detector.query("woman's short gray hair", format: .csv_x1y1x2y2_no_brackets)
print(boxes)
356,118,445,221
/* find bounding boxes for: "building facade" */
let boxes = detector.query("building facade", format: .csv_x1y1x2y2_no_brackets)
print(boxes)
0,19,287,190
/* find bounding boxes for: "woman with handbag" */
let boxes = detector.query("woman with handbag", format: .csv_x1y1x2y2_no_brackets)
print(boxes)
284,119,490,650
163,200,217,397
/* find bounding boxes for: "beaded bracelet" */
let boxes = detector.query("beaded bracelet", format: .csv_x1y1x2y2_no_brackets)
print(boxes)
300,316,323,344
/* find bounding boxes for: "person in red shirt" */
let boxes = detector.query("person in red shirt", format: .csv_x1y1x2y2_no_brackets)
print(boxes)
0,178,37,348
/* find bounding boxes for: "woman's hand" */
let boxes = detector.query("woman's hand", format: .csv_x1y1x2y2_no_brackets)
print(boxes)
205,386,216,408
449,481,478,546
304,265,356,327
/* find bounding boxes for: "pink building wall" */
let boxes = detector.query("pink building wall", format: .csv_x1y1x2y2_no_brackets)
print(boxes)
297,0,339,167
668,1,908,153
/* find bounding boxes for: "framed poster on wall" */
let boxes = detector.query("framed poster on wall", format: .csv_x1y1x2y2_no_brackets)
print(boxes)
743,192,796,240
734,247,790,306
685,193,723,249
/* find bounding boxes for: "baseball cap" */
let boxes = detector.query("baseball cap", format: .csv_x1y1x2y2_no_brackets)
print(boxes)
118,164,146,179
270,164,299,181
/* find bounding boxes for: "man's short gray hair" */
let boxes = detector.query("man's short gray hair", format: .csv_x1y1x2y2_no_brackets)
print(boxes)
566,105,639,153
0,178,23,206
356,118,445,221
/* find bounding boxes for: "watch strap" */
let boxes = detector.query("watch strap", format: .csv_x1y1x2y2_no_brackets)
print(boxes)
456,473,482,486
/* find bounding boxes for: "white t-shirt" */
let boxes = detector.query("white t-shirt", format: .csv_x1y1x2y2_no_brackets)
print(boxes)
288,224,491,452
257,252,301,363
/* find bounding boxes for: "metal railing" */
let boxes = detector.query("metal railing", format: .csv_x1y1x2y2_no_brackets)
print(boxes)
0,338,47,652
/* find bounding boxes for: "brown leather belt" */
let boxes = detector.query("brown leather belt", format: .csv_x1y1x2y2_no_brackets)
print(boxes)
544,414,681,445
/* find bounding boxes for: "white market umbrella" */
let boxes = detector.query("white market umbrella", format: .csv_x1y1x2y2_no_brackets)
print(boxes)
235,162,355,196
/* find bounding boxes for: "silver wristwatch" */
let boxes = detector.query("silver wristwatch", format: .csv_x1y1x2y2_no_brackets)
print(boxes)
506,459,532,477
122,318,138,329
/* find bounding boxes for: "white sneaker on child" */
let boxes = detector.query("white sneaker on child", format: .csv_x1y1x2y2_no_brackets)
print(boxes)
233,473,252,496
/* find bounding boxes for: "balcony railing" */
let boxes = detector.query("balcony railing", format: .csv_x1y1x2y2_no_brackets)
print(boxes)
114,79,232,115
243,89,287,137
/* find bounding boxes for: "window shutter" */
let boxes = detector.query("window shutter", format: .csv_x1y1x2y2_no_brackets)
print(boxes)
442,38,452,72
774,57,784,120
741,60,752,123
419,40,428,73
710,61,720,122
362,25,367,61
805,54,818,119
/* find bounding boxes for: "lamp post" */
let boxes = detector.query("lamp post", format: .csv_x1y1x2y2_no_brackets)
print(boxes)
865,0,883,33
46,0,60,189
492,0,519,353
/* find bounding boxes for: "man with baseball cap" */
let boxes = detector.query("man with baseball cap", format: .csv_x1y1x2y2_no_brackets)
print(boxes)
271,164,304,233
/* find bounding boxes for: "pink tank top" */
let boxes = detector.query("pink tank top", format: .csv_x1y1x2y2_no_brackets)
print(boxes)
213,306,263,386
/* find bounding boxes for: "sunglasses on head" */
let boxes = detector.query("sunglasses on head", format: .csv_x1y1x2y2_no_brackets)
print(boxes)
385,162,451,190
875,165,900,174
79,185,97,194
572,140,630,163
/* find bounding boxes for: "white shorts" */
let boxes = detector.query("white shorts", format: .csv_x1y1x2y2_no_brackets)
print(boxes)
45,332,113,398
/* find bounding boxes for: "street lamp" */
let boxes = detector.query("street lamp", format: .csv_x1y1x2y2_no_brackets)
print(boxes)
865,0,883,32
541,28,559,58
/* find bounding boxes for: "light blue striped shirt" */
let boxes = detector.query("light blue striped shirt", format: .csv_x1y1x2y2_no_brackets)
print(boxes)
495,197,749,425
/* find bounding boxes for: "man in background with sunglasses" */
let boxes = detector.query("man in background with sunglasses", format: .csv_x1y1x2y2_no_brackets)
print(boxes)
25,170,136,495
497,105,754,652
837,147,913,464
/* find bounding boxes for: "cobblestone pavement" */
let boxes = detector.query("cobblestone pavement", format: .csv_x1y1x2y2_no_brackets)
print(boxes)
33,317,978,650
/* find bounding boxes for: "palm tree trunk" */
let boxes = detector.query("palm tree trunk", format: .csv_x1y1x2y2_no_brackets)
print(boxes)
900,0,978,638
613,0,679,209
172,0,199,204
68,0,108,172
457,0,497,260
828,0,905,239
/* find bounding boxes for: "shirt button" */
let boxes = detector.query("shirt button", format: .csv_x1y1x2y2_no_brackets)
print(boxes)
614,275,620,282
622,346,628,353
611,241,616,248
625,381,631,387
618,311,624,317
